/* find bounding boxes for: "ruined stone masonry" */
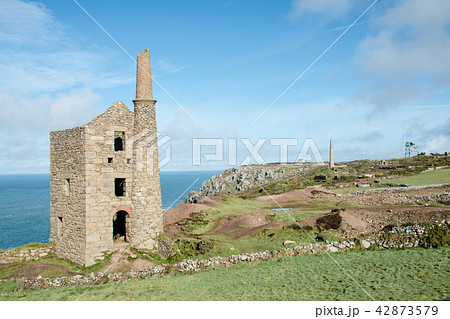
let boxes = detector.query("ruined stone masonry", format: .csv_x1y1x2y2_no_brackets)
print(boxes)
50,49,163,266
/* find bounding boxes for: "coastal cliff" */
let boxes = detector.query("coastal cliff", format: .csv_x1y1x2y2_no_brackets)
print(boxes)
185,164,290,203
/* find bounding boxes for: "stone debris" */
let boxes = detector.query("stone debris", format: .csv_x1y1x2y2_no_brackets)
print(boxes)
360,221,448,250
361,240,371,249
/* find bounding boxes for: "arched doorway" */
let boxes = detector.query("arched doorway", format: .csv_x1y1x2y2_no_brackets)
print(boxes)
113,210,130,242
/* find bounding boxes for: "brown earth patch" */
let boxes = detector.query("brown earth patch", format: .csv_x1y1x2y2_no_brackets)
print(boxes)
164,203,213,225
215,213,270,234
164,223,190,239
340,210,367,230
197,195,222,205
0,262,77,279
102,249,156,273
213,212,290,238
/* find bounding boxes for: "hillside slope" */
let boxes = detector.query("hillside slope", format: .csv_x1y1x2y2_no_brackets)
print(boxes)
186,155,450,203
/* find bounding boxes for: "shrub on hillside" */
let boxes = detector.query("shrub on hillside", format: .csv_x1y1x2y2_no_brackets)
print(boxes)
316,211,342,231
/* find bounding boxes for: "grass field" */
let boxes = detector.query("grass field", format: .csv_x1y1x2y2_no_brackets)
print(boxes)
1,247,448,301
381,169,450,186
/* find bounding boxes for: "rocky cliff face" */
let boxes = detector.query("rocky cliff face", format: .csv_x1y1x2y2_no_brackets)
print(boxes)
185,165,288,203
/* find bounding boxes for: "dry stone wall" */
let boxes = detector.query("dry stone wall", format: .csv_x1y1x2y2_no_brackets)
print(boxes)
0,246,53,264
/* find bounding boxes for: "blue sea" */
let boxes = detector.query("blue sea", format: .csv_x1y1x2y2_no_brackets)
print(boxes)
0,171,220,250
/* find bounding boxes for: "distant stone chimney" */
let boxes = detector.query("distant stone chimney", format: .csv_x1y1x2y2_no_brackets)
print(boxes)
329,139,335,169
135,48,153,100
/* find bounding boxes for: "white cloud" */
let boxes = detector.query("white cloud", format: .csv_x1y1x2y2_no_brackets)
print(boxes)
358,0,450,78
0,0,132,93
354,0,450,110
424,135,448,153
156,58,186,74
290,0,353,20
0,88,101,133
0,0,62,44
0,133,48,160
0,87,101,173
0,0,134,173
0,50,131,92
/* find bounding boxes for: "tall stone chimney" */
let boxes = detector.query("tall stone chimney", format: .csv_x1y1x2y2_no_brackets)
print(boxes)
133,48,157,133
329,139,335,169
135,48,153,100
131,48,163,249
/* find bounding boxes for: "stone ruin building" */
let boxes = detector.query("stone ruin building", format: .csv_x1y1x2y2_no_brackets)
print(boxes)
50,49,163,266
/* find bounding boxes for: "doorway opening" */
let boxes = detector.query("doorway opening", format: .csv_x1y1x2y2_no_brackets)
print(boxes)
113,210,130,242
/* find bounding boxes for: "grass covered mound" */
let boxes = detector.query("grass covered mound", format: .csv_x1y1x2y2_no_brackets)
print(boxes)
380,168,450,186
1,247,448,301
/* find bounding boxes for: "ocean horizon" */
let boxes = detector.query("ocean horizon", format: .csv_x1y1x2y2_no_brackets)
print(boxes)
0,170,220,250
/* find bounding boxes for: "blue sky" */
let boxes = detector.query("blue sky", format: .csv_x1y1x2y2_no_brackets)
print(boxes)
0,0,449,173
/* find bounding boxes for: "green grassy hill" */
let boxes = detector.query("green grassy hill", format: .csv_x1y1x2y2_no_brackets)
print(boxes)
1,247,448,301
381,169,450,186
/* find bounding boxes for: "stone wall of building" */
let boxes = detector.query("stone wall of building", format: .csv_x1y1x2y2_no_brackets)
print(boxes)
83,101,135,266
50,126,86,266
